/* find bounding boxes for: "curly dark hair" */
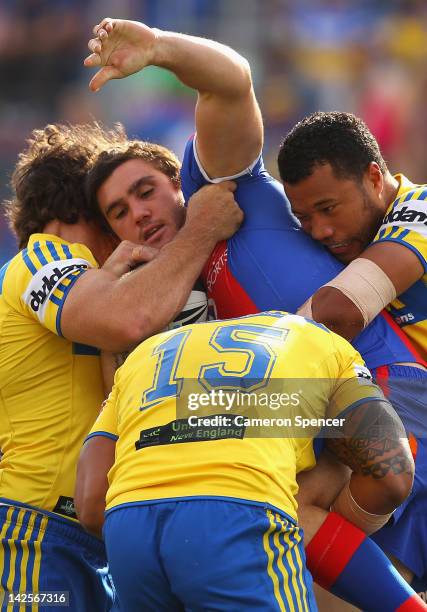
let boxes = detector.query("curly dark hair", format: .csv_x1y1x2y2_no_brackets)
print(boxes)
3,122,127,249
85,131,181,231
277,111,387,185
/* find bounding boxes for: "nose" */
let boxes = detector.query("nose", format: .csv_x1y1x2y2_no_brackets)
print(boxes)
310,218,334,242
129,198,151,225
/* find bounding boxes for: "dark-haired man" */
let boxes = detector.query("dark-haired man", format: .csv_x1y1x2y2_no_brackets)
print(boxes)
279,110,427,597
83,18,427,611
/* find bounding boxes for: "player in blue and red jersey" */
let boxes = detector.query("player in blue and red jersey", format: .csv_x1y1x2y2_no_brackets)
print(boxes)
84,17,427,611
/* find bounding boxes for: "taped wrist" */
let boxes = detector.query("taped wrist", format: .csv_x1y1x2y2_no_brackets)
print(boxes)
331,481,393,535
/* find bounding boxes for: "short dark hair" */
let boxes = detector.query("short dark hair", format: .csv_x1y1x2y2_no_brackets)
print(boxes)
85,128,181,227
3,122,120,248
277,111,387,185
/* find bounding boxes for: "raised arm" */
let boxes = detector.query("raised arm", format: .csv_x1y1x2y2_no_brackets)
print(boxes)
84,18,263,178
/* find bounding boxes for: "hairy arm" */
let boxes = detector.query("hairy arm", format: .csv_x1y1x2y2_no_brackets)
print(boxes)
61,182,242,352
326,399,414,514
85,18,262,178
304,242,424,340
75,436,116,538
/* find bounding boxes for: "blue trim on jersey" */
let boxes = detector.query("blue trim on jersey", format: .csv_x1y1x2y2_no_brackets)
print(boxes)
61,244,73,259
21,248,37,275
0,260,11,295
85,431,119,443
404,190,417,202
72,342,100,356
418,188,427,200
398,229,410,240
49,294,62,307
55,268,87,336
105,496,297,525
388,226,401,238
33,241,48,266
46,240,61,261
375,237,427,272
56,282,68,293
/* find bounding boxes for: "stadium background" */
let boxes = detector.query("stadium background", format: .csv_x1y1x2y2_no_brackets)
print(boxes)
1,0,427,266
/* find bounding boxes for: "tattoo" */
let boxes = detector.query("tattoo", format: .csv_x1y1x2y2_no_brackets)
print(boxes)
326,400,413,479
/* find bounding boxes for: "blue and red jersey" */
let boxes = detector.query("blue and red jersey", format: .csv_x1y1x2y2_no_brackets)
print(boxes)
181,136,424,371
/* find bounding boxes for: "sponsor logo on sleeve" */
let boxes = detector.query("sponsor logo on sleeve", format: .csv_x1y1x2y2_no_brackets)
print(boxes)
383,203,427,230
354,363,373,380
22,258,90,322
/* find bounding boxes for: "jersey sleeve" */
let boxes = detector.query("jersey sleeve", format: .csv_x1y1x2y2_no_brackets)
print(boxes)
17,238,96,336
326,333,385,420
85,384,119,442
180,135,263,204
372,193,427,272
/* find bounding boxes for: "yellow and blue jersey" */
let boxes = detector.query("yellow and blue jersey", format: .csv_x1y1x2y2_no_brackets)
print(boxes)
0,233,104,520
88,311,384,522
373,174,427,359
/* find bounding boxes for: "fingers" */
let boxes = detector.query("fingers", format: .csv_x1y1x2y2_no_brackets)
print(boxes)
84,53,101,68
93,17,114,36
89,66,122,92
132,245,159,264
217,180,237,192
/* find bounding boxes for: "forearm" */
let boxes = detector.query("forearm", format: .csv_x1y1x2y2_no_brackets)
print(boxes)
326,400,414,513
117,224,216,339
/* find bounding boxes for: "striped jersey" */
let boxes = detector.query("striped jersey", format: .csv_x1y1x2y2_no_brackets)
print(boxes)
372,174,427,359
0,234,104,520
87,312,384,522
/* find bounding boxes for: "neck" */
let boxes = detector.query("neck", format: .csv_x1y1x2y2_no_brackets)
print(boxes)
42,218,115,265
382,171,400,211
43,219,80,244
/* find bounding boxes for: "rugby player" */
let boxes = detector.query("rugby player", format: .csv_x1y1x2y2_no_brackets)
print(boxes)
0,123,241,608
278,112,427,597
83,17,427,611
76,311,414,611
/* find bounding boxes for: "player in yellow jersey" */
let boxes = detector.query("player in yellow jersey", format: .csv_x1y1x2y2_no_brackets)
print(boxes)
0,119,243,607
76,311,414,611
279,110,427,600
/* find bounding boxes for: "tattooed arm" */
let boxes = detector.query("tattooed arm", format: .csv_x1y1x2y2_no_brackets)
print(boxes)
326,399,414,515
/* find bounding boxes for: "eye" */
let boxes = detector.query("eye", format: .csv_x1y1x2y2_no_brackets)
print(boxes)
321,205,336,214
138,187,154,199
114,208,127,220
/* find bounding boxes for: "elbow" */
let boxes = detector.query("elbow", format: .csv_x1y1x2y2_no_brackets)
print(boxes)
374,466,414,512
103,313,162,353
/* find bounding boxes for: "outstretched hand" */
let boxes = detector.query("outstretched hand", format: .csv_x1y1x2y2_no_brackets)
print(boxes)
84,18,158,92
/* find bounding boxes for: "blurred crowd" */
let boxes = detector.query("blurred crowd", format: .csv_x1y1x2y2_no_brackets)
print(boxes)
1,0,427,266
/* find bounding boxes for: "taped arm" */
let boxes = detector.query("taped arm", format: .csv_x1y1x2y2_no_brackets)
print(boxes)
298,242,424,340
